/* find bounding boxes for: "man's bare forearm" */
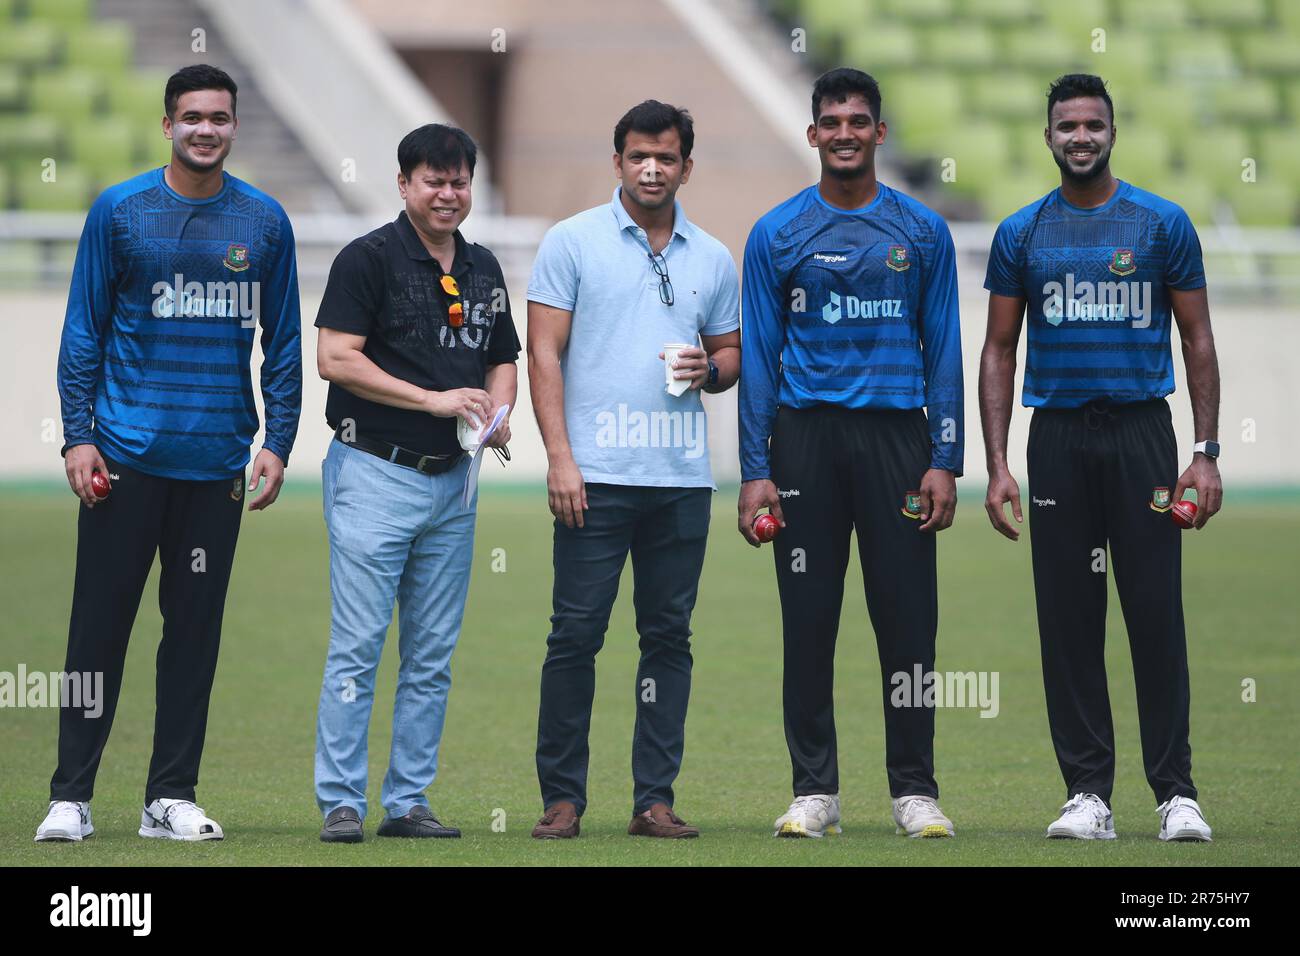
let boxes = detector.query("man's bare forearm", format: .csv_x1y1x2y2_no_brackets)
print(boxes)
1182,335,1220,445
528,349,574,463
979,343,1017,471
485,362,518,412
703,345,740,393
323,349,431,412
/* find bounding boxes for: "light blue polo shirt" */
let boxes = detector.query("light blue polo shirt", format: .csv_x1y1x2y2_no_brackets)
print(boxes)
528,187,740,488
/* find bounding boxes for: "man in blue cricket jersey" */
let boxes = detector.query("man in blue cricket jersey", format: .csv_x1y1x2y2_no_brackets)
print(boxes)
739,68,963,840
39,65,301,843
980,74,1220,843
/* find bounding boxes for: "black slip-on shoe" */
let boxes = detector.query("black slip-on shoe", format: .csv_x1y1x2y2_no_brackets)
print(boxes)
376,805,460,839
320,806,364,843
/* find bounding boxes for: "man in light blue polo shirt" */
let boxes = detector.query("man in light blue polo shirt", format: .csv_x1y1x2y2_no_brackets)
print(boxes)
526,100,740,840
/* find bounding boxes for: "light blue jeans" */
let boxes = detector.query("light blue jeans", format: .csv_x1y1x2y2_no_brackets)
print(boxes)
314,438,477,821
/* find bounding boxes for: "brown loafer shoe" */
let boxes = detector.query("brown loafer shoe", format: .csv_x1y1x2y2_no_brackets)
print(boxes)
531,801,580,839
628,803,699,838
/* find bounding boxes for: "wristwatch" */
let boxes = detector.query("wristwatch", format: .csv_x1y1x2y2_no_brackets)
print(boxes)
707,360,719,387
1193,440,1220,460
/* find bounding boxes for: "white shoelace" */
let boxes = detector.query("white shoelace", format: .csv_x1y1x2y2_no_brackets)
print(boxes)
896,795,940,824
1061,793,1108,825
48,800,84,821
790,794,834,819
156,799,209,831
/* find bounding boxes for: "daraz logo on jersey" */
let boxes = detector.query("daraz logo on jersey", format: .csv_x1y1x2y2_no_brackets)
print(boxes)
821,291,904,325
1040,273,1152,329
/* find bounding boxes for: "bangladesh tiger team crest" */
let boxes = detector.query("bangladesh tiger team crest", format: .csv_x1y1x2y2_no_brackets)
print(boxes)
223,243,250,272
901,490,922,519
1108,248,1135,276
886,244,910,272
1150,486,1171,512
231,476,244,501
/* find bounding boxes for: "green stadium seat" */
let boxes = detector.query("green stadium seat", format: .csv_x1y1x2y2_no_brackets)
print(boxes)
15,162,93,212
1010,120,1052,169
108,71,168,127
942,123,1012,198
1181,127,1252,187
29,69,100,120
888,73,963,154
1160,177,1217,226
1000,29,1086,72
1284,79,1300,119
1212,79,1280,124
1111,127,1175,187
1043,0,1109,39
0,21,60,66
68,119,137,182
924,24,997,70
1129,85,1198,139
969,72,1042,120
1114,0,1188,28
799,0,869,58
63,22,134,73
1258,130,1300,189
1226,180,1296,226
1189,0,1267,28
1238,35,1300,75
1278,0,1300,36
844,24,917,73
981,169,1060,220
1160,34,1237,81
0,64,24,110
876,0,953,22
961,0,1039,24
0,164,10,210
25,0,92,26
0,115,60,159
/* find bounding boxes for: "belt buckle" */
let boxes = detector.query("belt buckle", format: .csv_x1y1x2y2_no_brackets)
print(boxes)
415,455,436,474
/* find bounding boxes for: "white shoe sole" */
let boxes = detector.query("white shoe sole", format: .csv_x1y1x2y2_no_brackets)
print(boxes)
139,824,223,841
1047,826,1117,840
897,824,954,838
1160,828,1212,843
775,820,842,838
35,825,93,843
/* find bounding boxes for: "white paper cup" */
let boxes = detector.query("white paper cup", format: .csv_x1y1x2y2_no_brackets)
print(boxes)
663,342,693,397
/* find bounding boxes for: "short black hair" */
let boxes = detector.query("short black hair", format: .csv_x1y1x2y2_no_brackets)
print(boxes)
1047,73,1114,124
812,68,881,123
165,65,237,119
397,124,477,179
613,100,695,161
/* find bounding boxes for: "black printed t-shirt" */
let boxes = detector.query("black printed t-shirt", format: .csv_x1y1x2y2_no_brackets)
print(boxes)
315,211,521,457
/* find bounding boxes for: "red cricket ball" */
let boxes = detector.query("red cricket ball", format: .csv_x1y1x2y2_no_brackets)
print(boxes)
754,513,779,543
1172,499,1197,529
90,471,110,500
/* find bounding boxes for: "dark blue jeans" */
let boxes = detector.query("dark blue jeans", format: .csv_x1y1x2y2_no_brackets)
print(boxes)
536,483,712,816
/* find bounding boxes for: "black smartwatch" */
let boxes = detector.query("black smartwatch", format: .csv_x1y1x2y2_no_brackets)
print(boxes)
707,360,719,387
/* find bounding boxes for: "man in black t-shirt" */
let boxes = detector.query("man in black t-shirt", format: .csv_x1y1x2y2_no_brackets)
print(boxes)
312,125,520,844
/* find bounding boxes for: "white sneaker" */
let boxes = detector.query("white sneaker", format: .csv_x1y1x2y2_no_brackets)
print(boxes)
1157,796,1212,842
774,793,841,838
1046,793,1116,839
892,795,954,838
35,800,93,842
139,798,224,841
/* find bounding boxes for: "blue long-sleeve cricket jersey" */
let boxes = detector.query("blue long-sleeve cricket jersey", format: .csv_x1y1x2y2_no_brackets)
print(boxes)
739,183,964,481
983,180,1206,408
57,167,302,480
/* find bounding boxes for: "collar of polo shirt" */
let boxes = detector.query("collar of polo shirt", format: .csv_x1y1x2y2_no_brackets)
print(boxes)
609,186,692,246
394,210,476,275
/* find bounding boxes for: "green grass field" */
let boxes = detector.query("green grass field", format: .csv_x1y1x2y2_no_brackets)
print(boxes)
2,483,1297,866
